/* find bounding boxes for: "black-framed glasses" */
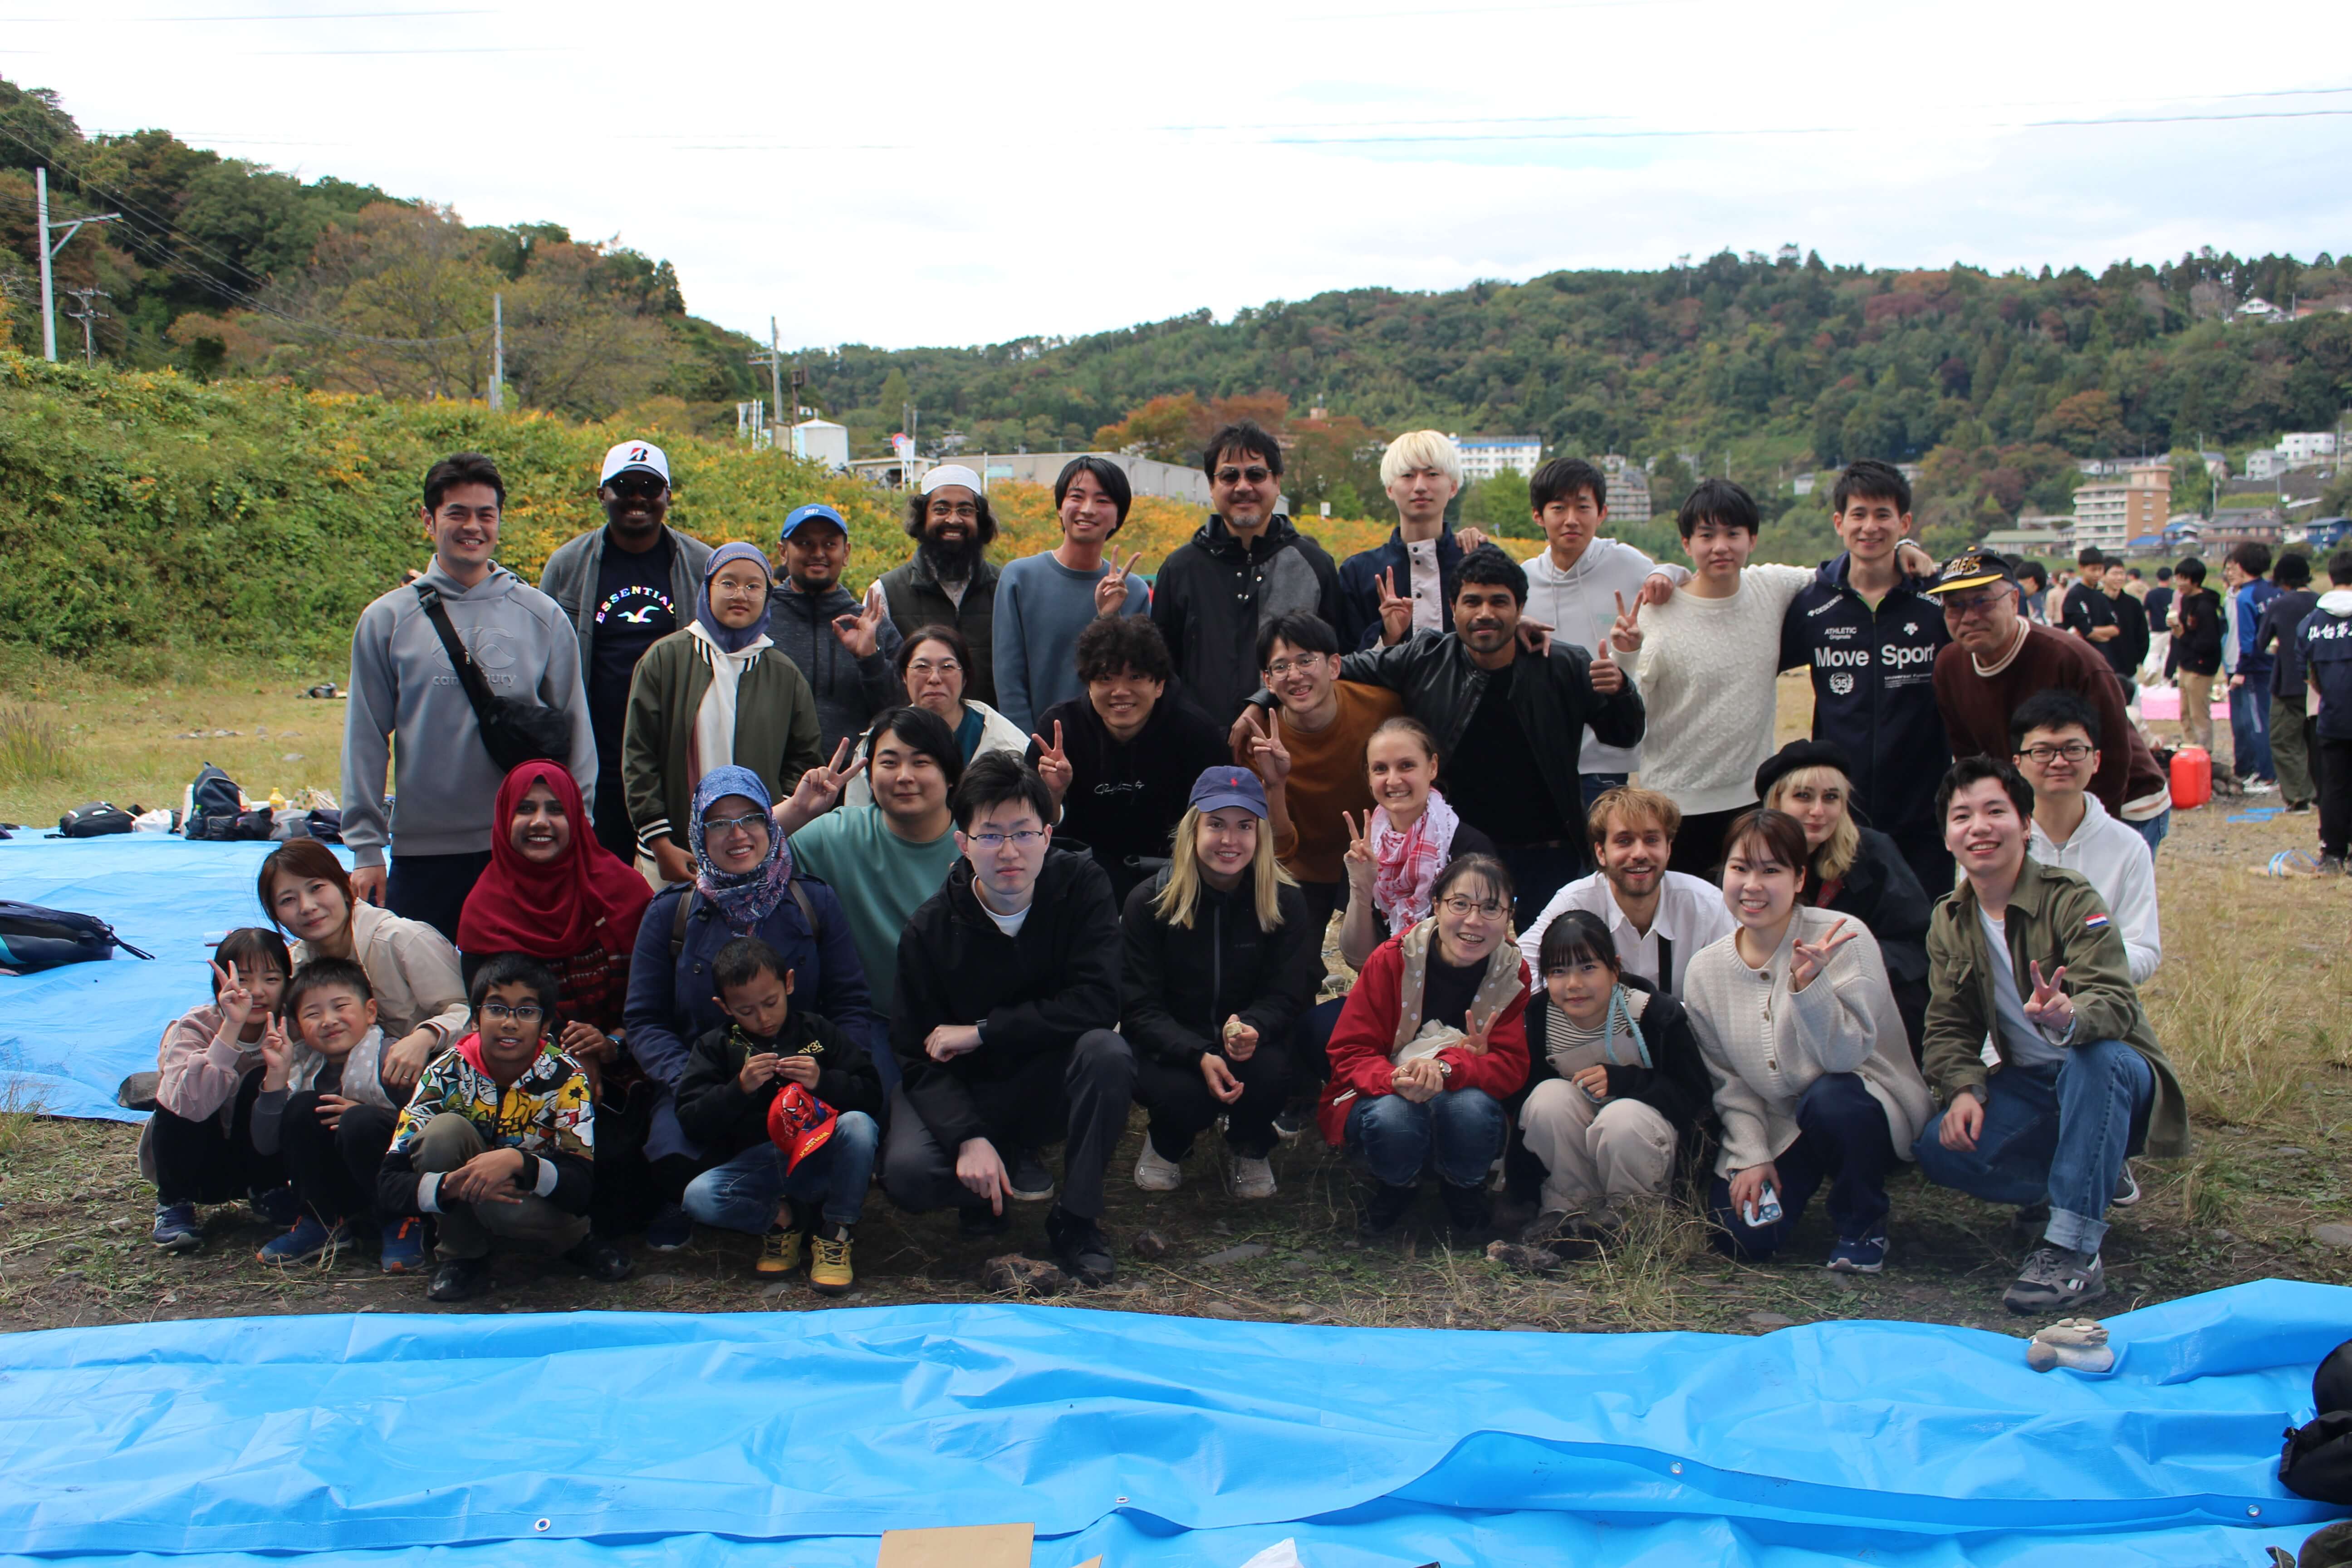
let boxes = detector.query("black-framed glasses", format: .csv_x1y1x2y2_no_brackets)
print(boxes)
2017,741,2094,763
480,1002,545,1024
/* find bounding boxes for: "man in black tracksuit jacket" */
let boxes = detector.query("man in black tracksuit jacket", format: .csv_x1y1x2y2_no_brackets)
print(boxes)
1779,554,1953,894
1152,513,1342,726
883,764,1132,1280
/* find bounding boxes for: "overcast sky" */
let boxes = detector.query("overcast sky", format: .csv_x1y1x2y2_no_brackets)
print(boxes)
10,0,2349,352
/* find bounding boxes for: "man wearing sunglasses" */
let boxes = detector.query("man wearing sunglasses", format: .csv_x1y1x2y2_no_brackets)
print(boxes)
1150,420,1343,725
539,440,714,861
1925,551,2172,854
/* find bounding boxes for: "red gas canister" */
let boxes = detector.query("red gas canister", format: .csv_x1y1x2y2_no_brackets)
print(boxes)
2170,745,2211,810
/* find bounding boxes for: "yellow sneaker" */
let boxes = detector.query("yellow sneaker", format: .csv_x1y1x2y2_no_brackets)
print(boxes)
808,1225,854,1296
756,1226,803,1275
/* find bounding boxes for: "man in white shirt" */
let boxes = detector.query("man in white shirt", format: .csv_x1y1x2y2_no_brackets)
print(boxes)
1519,786,1734,995
2009,690,2161,983
1518,458,1683,811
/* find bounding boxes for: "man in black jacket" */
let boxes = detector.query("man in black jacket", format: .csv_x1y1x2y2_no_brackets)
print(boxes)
883,753,1133,1284
1297,545,1645,924
2169,556,2225,758
875,465,1002,707
1151,420,1343,725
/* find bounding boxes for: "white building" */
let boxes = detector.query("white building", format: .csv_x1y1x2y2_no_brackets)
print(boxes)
2246,448,2281,481
2279,431,2339,467
2072,468,2169,556
959,451,1214,508
1598,454,1652,522
790,418,849,471
1451,434,1544,484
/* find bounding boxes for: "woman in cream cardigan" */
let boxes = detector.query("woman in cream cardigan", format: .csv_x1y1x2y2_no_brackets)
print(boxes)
1682,808,1931,1275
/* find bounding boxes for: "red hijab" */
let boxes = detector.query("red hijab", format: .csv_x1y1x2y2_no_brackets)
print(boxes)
458,763,652,961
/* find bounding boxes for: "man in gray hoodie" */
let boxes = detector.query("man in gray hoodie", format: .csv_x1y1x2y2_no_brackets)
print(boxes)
769,502,904,756
342,452,599,942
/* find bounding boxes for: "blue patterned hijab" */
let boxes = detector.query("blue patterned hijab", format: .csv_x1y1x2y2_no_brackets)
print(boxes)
687,764,794,926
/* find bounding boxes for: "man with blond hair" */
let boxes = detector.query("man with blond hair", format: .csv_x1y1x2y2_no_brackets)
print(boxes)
1516,786,1733,997
1331,429,1491,651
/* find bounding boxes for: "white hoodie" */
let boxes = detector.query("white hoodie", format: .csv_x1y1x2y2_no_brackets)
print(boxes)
2028,792,2161,983
1520,538,1682,776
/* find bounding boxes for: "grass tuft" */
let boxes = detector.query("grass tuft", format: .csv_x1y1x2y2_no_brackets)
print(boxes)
0,1079,47,1162
0,705,72,787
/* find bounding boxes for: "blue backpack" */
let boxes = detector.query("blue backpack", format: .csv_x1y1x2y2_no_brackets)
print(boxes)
0,901,155,975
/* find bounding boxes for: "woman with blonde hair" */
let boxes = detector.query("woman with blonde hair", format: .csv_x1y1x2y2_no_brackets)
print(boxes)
1122,766,1315,1200
1754,740,1931,1058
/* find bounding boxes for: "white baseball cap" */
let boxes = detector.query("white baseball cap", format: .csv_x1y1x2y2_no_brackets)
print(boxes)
599,439,671,487
920,463,984,497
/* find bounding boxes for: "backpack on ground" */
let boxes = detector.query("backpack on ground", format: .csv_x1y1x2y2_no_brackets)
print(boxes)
2280,1340,2352,1504
54,802,136,838
186,765,246,841
0,901,156,974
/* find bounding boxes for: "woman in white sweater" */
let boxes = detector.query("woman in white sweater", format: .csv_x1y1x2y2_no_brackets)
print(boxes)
1682,808,1931,1274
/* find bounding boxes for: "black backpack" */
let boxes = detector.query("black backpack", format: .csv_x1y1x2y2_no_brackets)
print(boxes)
186,765,246,841
0,901,156,973
2280,1341,2352,1504
55,802,136,837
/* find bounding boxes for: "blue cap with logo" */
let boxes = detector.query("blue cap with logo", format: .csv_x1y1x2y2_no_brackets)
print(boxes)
780,502,848,542
1188,765,1268,819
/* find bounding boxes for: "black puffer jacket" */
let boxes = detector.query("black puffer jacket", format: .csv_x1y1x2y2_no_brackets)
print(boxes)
1818,826,1931,989
1119,872,1315,1069
1150,514,1341,725
892,848,1122,1150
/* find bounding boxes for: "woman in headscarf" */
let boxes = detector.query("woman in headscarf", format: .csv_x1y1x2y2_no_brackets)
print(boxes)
622,540,827,885
622,764,879,1250
458,760,654,1085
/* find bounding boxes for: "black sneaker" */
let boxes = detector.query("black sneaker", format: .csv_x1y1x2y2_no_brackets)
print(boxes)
1044,1204,1114,1286
1008,1152,1056,1204
425,1255,492,1303
2003,1244,2105,1315
1438,1181,1490,1240
249,1184,302,1229
1271,1102,1311,1142
959,1203,1011,1240
645,1202,692,1251
564,1235,634,1283
1358,1182,1418,1238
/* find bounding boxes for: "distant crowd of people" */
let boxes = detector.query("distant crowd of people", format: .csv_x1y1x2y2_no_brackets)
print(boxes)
141,426,2352,1316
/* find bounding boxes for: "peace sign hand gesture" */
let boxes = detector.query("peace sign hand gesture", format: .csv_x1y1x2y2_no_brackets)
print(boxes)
1240,707,1291,786
830,596,886,658
1374,567,1414,646
1029,720,1073,803
2022,961,2074,1034
1788,916,1857,992
211,959,258,1035
1341,808,1377,890
1607,590,1644,654
258,1014,293,1092
778,736,867,832
1095,549,1143,617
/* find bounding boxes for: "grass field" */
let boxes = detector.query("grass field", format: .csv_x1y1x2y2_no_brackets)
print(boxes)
2,668,2347,1338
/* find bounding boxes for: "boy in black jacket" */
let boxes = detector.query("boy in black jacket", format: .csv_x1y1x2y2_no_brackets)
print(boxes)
676,936,882,1294
883,753,1134,1285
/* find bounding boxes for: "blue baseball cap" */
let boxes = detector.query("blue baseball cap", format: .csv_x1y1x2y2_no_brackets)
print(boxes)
1189,765,1268,818
780,502,848,541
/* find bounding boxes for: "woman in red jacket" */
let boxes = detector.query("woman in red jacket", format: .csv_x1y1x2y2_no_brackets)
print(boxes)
1320,853,1529,1240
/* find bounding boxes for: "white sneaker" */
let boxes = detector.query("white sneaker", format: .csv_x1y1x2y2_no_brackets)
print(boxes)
1229,1154,1277,1200
1134,1141,1183,1192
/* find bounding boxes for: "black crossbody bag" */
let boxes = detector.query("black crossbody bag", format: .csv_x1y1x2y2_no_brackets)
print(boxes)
413,585,574,773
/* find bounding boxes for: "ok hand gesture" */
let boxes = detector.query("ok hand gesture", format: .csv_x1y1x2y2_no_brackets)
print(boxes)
1029,720,1073,803
1340,808,1377,891
1095,549,1143,617
1788,916,1856,992
1240,707,1291,786
1375,567,1414,646
2022,961,2074,1034
830,596,886,658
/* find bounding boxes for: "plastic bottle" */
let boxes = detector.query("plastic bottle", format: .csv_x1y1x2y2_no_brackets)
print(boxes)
268,787,287,812
2169,746,2210,811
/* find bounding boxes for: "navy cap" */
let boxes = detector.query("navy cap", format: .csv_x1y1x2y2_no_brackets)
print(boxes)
1189,765,1268,818
780,502,848,541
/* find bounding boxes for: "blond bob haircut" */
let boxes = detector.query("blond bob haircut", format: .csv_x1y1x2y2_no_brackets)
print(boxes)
1763,765,1861,886
1153,804,1296,931
1378,430,1465,492
1586,784,1683,847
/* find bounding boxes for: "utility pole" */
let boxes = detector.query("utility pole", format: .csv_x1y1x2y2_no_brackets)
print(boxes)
488,292,504,411
746,318,785,445
34,167,120,363
61,287,111,368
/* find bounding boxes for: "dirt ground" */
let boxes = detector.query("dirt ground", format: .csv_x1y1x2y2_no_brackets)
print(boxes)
2,671,2348,1338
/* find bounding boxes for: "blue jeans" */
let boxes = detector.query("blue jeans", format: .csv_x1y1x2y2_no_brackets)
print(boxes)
1912,1041,2153,1254
2129,808,2170,855
2230,683,2274,780
1580,772,1630,813
681,1110,878,1233
1706,1072,1896,1257
1347,1088,1505,1189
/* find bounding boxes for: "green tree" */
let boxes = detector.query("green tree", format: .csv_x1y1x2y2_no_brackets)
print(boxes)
1460,470,1532,534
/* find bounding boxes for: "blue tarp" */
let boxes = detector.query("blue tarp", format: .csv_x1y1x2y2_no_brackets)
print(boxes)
0,838,335,1122
1,1282,2341,1565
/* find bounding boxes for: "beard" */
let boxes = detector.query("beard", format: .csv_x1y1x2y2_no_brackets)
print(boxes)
918,530,985,581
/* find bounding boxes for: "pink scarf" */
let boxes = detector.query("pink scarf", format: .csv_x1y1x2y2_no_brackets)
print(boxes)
1371,789,1460,933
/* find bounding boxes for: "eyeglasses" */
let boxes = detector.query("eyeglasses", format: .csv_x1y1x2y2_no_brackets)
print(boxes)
1263,656,1323,678
703,812,769,839
1215,466,1273,486
1939,590,2008,618
927,502,979,521
967,829,1047,849
479,1003,545,1024
1438,895,1507,919
906,658,962,679
607,475,665,500
2017,741,2094,763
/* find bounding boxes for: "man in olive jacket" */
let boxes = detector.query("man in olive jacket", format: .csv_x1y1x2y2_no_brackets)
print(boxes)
1913,755,2188,1317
